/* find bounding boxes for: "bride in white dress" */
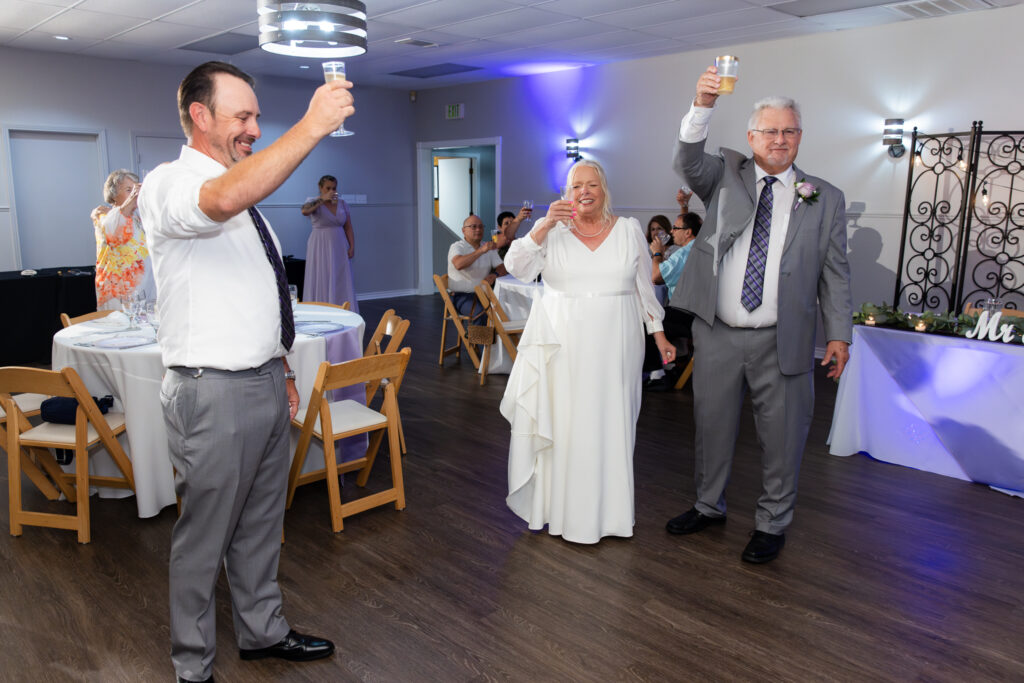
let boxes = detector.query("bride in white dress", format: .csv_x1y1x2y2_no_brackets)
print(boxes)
500,160,677,544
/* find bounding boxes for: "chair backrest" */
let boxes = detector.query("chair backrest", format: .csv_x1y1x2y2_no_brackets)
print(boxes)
300,349,412,434
0,366,122,449
474,282,521,358
305,301,351,310
963,302,1024,320
60,310,113,328
364,309,411,357
433,274,461,319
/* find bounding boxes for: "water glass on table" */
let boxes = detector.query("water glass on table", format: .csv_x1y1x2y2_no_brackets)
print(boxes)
146,301,160,331
289,284,299,308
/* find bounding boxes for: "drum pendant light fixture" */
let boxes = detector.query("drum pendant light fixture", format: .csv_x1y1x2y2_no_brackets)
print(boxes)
258,0,367,58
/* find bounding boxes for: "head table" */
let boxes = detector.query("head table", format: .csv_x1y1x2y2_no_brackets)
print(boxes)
51,304,366,518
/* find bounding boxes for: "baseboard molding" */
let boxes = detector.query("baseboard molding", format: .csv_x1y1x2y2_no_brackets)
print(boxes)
355,288,420,301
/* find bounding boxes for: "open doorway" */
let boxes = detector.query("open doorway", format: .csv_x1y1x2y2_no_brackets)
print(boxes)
416,137,501,293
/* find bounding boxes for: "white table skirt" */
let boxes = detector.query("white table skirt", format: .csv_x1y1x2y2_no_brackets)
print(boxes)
51,304,365,517
827,325,1024,496
485,275,543,375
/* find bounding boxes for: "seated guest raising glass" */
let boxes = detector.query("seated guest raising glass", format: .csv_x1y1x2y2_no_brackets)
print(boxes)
447,214,508,314
645,212,703,390
496,206,532,258
91,169,156,310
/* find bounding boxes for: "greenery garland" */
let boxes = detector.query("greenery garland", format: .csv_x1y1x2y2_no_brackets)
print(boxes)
852,302,1024,341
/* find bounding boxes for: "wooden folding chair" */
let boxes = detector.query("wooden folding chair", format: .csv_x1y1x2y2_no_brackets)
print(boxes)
60,310,113,328
672,356,695,390
286,348,411,532
0,392,70,504
0,366,135,543
473,281,526,385
304,301,351,310
363,309,411,453
433,273,482,370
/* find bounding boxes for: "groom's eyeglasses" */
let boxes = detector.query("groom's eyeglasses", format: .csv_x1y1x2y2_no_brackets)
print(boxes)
751,128,801,139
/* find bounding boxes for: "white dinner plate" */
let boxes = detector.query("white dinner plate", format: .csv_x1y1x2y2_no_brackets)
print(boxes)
92,336,156,349
296,322,347,335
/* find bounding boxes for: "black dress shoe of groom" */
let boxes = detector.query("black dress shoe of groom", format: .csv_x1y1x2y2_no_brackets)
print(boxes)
666,507,726,535
239,630,335,662
741,530,786,564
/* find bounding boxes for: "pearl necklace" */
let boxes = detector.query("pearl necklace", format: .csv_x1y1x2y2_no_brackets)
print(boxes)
572,218,611,238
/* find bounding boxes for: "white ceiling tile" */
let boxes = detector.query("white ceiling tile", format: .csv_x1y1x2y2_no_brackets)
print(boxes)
161,0,256,30
8,28,93,51
442,7,574,38
381,0,517,29
0,1,67,31
486,18,617,47
76,0,195,19
368,0,443,18
588,0,751,28
556,29,651,54
108,21,216,49
34,8,146,40
536,0,675,16
366,20,425,42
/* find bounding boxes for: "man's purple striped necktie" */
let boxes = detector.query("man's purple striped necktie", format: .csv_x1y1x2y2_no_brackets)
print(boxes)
740,176,777,312
248,207,295,351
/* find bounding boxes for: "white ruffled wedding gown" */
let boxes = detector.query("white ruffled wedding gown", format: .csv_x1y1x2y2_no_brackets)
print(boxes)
500,217,664,544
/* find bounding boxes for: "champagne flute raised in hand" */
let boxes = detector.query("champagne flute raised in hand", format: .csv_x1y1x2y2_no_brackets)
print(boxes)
321,61,354,137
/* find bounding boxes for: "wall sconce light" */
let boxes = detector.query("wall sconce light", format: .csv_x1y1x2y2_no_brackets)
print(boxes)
258,0,368,58
566,138,581,160
883,118,905,158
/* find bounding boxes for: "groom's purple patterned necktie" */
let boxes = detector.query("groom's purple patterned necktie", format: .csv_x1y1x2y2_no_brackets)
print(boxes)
248,207,295,351
741,176,777,312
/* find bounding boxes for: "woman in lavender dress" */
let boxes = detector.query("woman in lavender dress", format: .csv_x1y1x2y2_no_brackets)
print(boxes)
301,174,358,312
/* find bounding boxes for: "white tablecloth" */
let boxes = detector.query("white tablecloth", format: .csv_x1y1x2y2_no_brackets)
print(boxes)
485,276,542,375
51,304,365,517
827,325,1024,496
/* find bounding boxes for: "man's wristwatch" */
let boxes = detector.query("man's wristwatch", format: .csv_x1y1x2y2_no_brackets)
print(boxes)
284,370,296,381
653,252,663,258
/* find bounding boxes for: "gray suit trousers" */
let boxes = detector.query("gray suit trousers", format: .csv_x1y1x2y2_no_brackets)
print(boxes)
161,359,291,681
691,318,814,534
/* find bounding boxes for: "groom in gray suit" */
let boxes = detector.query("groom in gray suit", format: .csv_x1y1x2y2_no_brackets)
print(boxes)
665,66,852,563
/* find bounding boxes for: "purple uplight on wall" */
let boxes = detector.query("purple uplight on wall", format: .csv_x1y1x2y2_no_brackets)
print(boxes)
503,62,590,77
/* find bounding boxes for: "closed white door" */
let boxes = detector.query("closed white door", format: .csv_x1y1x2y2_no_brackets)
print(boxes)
436,156,473,237
10,130,104,269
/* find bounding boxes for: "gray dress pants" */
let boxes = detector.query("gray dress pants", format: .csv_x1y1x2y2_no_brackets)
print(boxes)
690,317,814,535
161,358,292,681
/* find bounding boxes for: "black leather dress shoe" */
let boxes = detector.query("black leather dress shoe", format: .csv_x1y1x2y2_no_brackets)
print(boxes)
741,530,785,564
666,507,726,535
240,630,335,662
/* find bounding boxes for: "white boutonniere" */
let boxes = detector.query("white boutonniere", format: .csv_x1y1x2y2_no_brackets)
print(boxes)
794,179,820,209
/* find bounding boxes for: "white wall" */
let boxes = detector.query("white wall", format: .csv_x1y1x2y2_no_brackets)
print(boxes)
0,47,418,296
412,5,1024,310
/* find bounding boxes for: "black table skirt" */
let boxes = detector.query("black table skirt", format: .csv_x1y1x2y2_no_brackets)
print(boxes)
1,259,307,366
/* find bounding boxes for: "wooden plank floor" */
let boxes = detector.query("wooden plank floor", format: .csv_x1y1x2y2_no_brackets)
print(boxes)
2,294,1023,682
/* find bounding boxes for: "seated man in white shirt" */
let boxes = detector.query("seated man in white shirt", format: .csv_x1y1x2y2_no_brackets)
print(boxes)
447,214,508,314
644,212,702,389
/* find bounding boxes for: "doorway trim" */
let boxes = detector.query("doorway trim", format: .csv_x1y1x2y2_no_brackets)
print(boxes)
415,136,501,294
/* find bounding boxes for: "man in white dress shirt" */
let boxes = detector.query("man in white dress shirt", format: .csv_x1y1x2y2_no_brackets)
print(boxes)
664,66,852,564
139,61,352,683
447,214,508,314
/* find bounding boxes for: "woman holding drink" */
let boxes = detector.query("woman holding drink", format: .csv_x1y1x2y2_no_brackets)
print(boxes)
301,174,358,311
91,169,155,310
500,159,676,544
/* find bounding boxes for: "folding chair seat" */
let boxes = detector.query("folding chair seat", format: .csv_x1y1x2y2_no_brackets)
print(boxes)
0,392,68,503
474,281,526,386
286,348,411,532
0,366,135,543
433,273,483,370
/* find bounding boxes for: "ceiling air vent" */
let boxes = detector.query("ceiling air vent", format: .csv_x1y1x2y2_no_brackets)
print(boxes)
395,38,439,48
390,63,482,79
179,33,257,55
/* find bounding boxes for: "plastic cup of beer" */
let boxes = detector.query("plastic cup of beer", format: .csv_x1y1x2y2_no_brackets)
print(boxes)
321,61,354,137
715,55,739,95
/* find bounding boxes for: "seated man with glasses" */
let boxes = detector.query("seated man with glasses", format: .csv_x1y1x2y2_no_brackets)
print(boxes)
447,214,508,315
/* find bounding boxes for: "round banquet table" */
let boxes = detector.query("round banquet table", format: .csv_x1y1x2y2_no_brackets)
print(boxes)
51,304,365,518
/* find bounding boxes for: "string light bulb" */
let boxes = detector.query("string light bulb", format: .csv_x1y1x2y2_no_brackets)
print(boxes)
957,151,967,172
982,182,989,207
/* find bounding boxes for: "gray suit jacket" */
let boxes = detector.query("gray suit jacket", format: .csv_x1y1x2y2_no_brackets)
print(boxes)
670,138,852,375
